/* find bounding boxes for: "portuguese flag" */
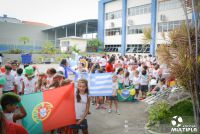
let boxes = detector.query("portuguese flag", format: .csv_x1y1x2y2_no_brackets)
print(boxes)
21,83,76,134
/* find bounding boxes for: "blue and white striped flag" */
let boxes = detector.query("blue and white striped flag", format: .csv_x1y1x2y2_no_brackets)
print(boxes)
89,73,113,96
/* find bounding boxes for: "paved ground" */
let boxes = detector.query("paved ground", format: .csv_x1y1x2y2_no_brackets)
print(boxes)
87,102,148,134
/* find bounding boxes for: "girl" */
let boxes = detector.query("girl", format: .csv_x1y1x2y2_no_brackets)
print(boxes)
133,70,140,100
124,71,130,87
117,68,124,89
70,79,90,134
108,75,120,115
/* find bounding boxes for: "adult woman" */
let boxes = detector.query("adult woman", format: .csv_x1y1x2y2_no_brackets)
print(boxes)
105,56,115,73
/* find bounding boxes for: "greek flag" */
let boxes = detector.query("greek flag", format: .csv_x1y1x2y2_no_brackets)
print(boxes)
89,73,113,96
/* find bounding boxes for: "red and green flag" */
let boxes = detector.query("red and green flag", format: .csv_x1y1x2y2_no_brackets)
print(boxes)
21,83,76,134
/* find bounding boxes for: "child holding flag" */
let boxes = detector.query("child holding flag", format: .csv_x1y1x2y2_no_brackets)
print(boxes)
70,79,90,134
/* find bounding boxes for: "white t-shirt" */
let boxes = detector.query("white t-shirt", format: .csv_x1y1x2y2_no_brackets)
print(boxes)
4,113,14,122
124,77,130,86
0,56,2,63
117,74,124,83
75,93,88,119
11,70,17,77
3,73,15,92
133,76,140,89
100,58,107,67
140,75,149,85
57,66,65,75
112,82,118,96
24,77,36,94
15,75,24,93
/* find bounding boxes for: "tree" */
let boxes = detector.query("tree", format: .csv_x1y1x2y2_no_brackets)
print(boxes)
143,0,200,131
87,39,103,52
19,36,30,45
71,45,80,54
87,39,103,47
41,41,57,54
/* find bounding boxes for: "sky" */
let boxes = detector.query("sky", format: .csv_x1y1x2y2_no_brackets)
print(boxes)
0,0,99,26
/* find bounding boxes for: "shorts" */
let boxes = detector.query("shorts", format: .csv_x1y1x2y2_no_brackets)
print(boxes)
69,119,88,129
140,85,148,92
109,96,118,100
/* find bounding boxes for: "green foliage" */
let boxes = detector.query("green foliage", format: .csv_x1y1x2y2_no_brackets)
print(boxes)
87,39,103,47
19,36,30,45
7,49,24,54
170,99,193,117
142,28,152,44
41,41,58,54
71,45,80,54
148,101,171,126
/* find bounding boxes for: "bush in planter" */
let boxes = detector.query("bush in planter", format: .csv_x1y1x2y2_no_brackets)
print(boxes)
148,100,171,127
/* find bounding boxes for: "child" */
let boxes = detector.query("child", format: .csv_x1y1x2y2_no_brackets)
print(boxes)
23,66,37,94
69,79,90,134
14,68,25,95
117,68,124,89
2,65,16,94
1,92,27,122
46,68,57,88
140,70,149,99
133,70,140,99
36,73,47,92
151,78,167,95
124,71,130,87
108,75,120,115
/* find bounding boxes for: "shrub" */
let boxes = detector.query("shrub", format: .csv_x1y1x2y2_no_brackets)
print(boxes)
148,101,171,126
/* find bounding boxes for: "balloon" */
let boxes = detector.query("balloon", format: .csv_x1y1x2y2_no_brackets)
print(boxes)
130,89,136,96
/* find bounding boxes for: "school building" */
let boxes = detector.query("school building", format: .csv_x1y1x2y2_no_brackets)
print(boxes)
98,0,193,55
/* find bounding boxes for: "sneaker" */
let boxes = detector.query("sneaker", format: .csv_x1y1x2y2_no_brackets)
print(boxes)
116,110,120,115
96,104,100,109
100,104,107,109
108,109,112,113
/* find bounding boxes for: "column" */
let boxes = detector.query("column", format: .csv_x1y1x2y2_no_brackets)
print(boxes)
150,0,157,56
121,0,127,56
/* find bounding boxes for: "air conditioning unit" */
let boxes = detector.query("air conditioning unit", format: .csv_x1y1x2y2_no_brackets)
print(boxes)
110,22,115,28
128,19,134,26
160,14,166,21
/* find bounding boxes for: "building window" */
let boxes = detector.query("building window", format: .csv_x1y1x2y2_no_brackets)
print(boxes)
105,28,122,36
126,44,150,53
128,4,151,16
106,10,122,20
158,20,186,32
128,24,150,34
105,44,121,52
159,0,182,11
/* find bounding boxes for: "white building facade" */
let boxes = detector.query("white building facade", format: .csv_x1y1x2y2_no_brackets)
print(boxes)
98,0,192,56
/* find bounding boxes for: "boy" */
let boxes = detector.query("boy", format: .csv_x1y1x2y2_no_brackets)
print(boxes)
1,92,27,122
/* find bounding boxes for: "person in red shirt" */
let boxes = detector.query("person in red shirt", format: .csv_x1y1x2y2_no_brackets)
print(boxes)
105,56,115,73
0,111,28,134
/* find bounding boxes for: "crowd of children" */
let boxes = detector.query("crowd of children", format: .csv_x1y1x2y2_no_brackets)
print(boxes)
0,53,172,134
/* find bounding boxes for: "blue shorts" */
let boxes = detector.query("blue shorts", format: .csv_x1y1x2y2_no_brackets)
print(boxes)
69,119,88,129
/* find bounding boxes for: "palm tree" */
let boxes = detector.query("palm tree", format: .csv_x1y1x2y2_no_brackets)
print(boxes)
19,36,30,45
